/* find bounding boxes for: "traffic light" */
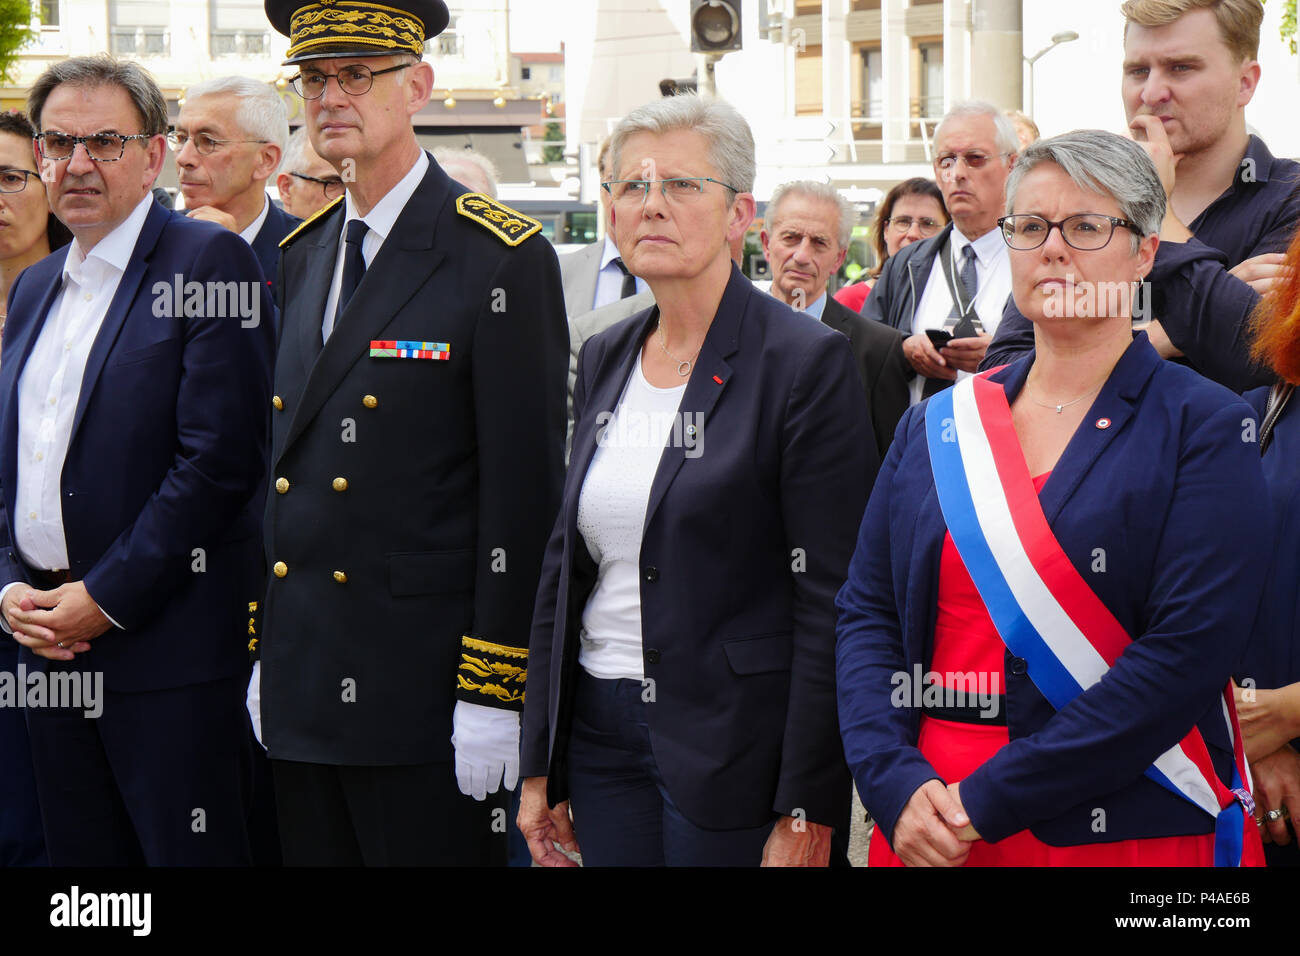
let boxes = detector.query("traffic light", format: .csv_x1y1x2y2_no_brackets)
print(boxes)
690,0,742,53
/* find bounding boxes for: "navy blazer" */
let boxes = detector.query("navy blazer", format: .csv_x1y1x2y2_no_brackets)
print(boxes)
0,198,275,692
249,200,300,304
1241,386,1300,748
836,334,1271,847
522,264,877,829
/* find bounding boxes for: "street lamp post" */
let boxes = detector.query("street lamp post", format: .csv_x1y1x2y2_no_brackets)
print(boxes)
1024,30,1079,118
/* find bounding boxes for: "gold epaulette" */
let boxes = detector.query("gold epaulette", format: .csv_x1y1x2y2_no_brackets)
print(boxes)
279,195,343,248
455,193,542,247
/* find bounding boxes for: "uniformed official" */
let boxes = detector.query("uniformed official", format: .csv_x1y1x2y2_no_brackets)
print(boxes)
252,0,568,865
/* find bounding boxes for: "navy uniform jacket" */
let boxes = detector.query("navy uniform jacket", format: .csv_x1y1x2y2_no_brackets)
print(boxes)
837,334,1271,847
522,264,876,830
0,199,275,691
984,136,1300,393
260,157,568,766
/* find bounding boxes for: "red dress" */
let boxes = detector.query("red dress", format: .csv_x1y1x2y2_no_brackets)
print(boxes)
869,474,1265,867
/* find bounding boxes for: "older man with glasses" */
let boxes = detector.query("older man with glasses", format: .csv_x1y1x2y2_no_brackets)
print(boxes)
862,101,1018,403
253,0,567,866
275,126,343,220
172,76,300,309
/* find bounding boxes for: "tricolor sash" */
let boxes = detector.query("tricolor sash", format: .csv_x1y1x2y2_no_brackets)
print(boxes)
924,372,1255,866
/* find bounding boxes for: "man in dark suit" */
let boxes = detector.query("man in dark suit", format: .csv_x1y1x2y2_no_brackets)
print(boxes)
255,0,567,865
0,55,274,865
172,75,300,304
761,180,908,460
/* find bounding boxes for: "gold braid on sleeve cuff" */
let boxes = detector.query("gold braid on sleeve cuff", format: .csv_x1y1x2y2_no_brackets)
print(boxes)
247,600,261,662
455,634,527,711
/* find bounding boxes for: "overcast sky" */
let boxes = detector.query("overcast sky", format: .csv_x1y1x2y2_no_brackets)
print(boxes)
509,5,564,53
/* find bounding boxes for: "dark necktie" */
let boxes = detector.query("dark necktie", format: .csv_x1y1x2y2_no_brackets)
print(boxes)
613,257,637,299
946,244,979,325
331,219,369,336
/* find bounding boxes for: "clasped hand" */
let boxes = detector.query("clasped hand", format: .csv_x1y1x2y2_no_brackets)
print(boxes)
891,779,982,867
2,581,110,661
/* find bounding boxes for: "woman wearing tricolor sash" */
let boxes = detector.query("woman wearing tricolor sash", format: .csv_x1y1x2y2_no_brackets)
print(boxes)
836,129,1270,866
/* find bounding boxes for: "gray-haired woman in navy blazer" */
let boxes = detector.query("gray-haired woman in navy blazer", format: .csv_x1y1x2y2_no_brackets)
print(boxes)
837,130,1270,867
517,95,876,867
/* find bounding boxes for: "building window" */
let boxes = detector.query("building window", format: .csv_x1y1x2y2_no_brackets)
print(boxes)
427,30,460,56
111,0,169,56
521,65,531,80
38,0,58,28
861,46,882,120
917,42,943,118
211,0,269,56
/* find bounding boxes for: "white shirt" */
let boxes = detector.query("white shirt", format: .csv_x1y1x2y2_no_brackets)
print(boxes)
593,235,648,311
238,194,270,246
910,225,1012,405
576,352,686,681
321,150,429,341
0,193,155,629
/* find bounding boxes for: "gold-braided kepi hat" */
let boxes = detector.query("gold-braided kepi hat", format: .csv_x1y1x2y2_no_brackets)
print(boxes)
265,0,450,65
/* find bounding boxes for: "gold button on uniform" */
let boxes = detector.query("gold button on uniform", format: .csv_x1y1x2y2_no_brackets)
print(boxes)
332,477,348,492
275,477,290,494
333,570,348,584
362,395,378,409
272,395,283,410
273,561,288,578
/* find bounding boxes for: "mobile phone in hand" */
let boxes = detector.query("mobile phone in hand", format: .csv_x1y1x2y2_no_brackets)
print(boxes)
925,328,953,349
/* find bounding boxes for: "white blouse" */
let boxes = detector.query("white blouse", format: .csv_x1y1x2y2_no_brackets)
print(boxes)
576,352,687,681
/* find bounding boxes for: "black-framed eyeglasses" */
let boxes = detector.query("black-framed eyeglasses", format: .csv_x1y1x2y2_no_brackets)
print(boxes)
600,177,741,205
998,214,1144,251
936,150,1012,172
292,171,346,200
290,63,411,100
167,130,269,155
885,215,943,236
35,131,153,163
0,168,40,193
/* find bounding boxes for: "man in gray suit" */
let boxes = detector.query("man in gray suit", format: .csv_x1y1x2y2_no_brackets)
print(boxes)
559,138,649,316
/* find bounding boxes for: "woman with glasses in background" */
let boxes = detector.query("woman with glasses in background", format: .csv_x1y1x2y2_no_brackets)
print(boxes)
0,109,71,866
837,130,1268,867
518,95,874,867
833,178,947,313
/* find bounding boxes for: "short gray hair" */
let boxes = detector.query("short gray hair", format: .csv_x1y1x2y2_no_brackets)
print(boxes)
183,75,289,157
1005,129,1166,252
608,94,755,195
935,99,1020,158
766,180,857,250
280,126,316,175
28,54,168,136
432,146,499,198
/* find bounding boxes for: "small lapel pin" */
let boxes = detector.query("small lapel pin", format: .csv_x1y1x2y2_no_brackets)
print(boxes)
712,375,724,385
685,424,697,437
1095,417,1111,430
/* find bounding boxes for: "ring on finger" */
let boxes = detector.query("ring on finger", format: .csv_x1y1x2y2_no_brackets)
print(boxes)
1266,808,1285,822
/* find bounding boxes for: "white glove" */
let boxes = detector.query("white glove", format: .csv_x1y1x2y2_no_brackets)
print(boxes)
451,700,520,801
246,661,265,750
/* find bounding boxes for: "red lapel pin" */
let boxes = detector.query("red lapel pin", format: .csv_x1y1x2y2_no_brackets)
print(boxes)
1095,417,1111,429
712,375,723,385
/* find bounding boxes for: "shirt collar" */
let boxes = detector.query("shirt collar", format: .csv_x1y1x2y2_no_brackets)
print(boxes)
1238,134,1275,185
951,223,1006,268
239,194,271,245
803,292,827,321
63,192,155,285
600,234,623,271
342,150,429,244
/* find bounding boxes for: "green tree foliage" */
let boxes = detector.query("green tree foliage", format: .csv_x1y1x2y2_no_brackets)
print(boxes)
1266,0,1297,54
542,120,563,164
0,0,36,83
